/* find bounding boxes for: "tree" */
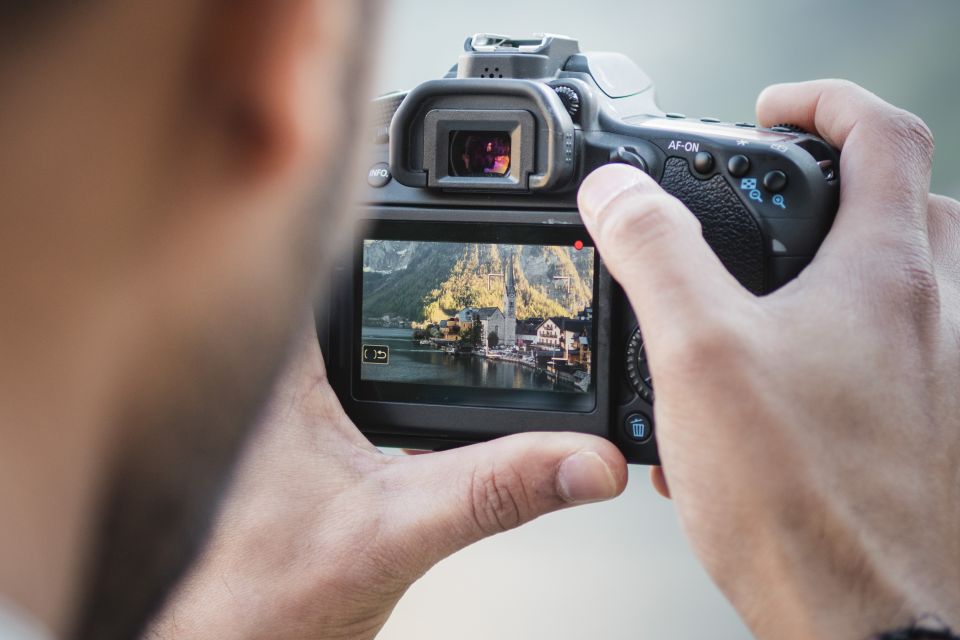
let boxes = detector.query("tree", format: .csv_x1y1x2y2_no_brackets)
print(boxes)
458,324,474,346
458,319,483,349
487,331,499,348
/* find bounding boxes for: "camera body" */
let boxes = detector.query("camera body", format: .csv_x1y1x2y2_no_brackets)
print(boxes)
319,34,840,465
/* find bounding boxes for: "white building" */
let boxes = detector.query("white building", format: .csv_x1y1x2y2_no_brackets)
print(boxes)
458,306,506,348
515,318,542,349
535,318,562,348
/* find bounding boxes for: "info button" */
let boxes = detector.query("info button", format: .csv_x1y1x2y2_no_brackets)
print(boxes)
367,162,392,188
624,413,654,444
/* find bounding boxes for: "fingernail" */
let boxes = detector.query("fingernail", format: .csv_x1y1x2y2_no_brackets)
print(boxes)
578,164,650,223
557,451,618,504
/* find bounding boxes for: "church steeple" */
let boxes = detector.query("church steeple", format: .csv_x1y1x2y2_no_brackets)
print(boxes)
503,250,517,346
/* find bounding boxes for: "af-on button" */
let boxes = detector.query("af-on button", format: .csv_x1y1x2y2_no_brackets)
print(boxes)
693,151,715,174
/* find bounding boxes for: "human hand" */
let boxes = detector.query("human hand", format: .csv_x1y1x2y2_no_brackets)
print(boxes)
578,80,960,639
145,319,627,640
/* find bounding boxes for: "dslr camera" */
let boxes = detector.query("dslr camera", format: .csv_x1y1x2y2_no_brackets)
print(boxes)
319,34,839,465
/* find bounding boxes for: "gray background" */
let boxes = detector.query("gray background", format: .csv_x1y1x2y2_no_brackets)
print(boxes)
372,2,960,638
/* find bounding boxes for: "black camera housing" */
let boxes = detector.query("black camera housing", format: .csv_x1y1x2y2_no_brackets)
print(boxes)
319,34,840,465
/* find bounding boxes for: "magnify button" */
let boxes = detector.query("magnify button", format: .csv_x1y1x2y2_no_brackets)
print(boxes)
749,189,763,203
773,194,787,209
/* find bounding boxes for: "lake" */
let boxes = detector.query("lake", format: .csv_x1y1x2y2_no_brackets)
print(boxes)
360,327,579,393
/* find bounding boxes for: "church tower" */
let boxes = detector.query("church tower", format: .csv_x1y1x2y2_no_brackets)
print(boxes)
503,250,517,346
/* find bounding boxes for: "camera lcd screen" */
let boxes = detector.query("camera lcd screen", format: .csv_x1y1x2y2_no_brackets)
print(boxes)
356,227,597,412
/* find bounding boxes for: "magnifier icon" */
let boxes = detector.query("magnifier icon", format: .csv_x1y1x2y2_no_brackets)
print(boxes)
773,194,786,209
749,189,763,203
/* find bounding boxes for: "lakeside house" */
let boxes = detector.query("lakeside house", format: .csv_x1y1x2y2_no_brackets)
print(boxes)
515,318,544,350
437,317,461,342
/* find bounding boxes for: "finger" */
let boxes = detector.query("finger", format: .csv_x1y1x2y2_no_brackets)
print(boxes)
650,466,671,500
578,163,751,348
756,80,934,249
928,194,960,299
377,432,627,572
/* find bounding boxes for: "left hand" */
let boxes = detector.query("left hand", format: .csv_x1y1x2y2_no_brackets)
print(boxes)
145,320,627,640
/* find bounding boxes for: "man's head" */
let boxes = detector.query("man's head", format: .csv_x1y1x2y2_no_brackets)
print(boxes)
0,1,374,637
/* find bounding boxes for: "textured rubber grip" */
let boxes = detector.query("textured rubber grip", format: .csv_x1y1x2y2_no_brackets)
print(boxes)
659,157,765,294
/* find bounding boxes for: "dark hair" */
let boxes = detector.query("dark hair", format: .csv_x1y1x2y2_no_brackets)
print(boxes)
3,1,58,20
1,0,76,39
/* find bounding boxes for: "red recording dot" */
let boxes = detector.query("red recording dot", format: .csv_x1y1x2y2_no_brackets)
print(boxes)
574,240,584,251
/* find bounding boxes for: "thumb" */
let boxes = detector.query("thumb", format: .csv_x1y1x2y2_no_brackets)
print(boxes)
377,432,627,572
577,164,749,347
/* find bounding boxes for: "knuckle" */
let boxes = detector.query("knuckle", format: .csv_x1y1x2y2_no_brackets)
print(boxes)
930,194,960,237
876,247,941,322
820,79,869,113
936,195,960,219
468,463,528,536
881,110,936,165
899,255,940,313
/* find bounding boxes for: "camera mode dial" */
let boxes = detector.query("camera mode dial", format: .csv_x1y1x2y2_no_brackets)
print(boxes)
553,85,581,121
625,328,654,402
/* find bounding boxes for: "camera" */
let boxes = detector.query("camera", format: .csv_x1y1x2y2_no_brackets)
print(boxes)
319,34,840,465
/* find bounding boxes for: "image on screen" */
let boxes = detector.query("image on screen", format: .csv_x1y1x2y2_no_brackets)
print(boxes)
360,239,595,400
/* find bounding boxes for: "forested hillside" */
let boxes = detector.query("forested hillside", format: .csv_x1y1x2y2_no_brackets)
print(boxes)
362,241,593,324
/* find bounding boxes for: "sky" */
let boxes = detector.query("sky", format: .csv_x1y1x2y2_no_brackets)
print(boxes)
372,0,960,199
371,2,960,638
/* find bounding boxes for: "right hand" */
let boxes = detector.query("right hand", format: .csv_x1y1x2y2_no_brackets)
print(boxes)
578,80,960,639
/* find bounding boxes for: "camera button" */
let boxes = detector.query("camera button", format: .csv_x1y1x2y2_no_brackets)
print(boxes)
624,413,654,444
700,117,721,123
609,147,648,173
763,170,788,193
735,122,756,128
727,154,751,178
693,151,715,174
367,163,392,188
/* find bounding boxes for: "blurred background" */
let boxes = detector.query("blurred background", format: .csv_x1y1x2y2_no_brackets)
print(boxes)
372,2,960,638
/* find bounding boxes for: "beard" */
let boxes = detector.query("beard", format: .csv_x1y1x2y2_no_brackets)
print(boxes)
70,18,375,639
71,320,294,640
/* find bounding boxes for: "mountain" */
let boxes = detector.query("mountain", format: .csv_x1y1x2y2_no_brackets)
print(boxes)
362,240,593,325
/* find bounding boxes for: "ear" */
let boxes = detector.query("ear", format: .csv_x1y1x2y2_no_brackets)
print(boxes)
196,0,356,180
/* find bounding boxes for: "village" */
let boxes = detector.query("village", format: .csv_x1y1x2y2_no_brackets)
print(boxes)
365,254,593,393
413,307,592,392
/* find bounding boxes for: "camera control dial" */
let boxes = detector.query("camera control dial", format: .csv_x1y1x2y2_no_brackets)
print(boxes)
553,85,581,121
625,328,654,402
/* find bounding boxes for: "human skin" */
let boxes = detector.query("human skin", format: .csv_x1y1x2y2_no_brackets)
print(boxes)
3,1,956,636
579,80,960,639
0,2,628,637
149,80,960,640
145,319,627,640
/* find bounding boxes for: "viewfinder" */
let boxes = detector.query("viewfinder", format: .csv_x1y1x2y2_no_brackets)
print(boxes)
449,131,512,177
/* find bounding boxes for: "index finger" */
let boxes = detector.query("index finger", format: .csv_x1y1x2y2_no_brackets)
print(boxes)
757,80,934,248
